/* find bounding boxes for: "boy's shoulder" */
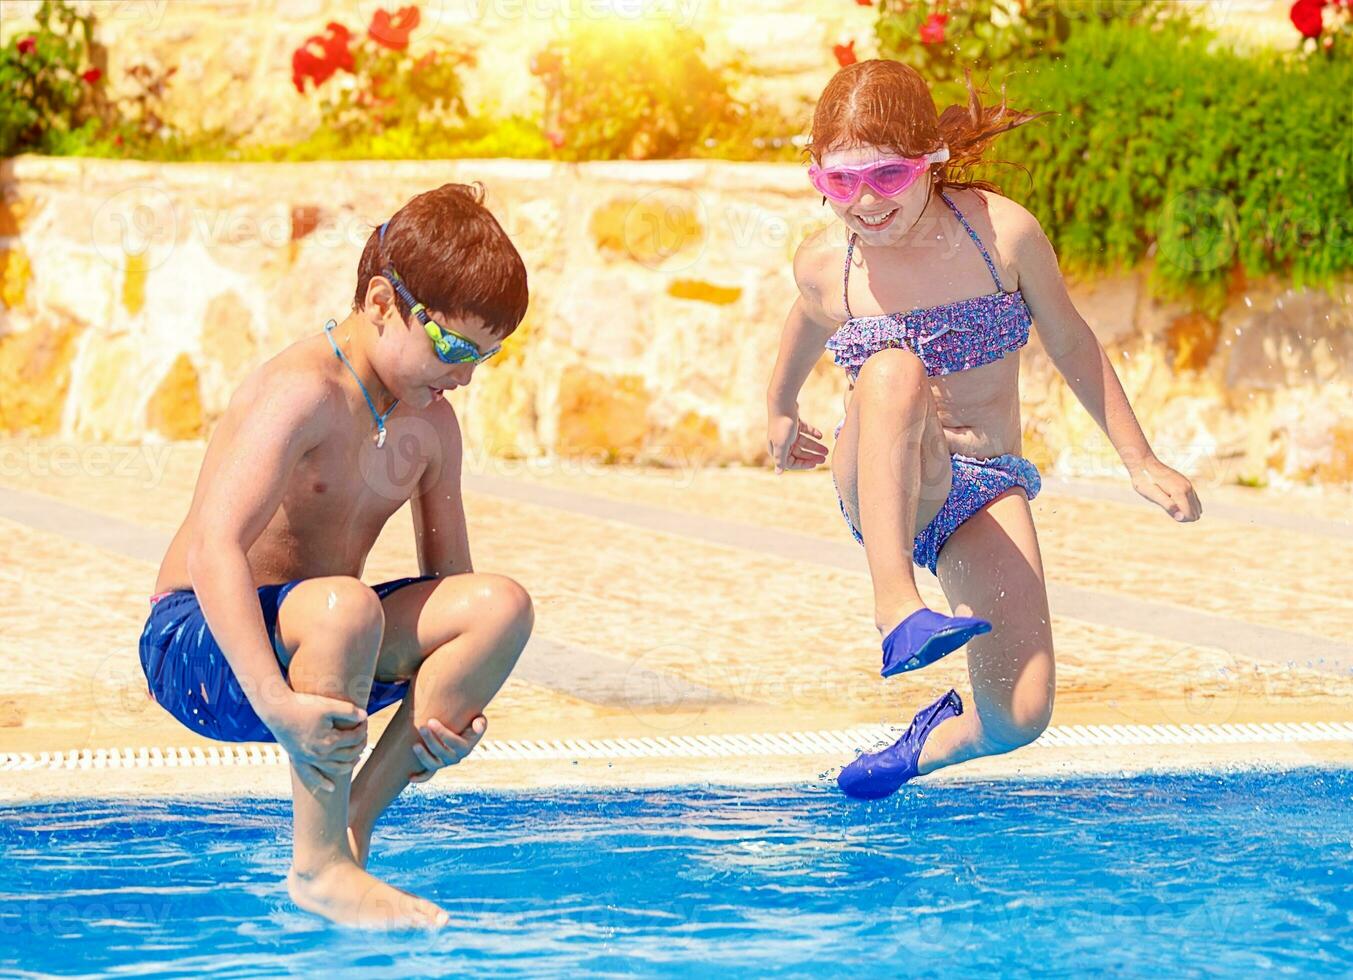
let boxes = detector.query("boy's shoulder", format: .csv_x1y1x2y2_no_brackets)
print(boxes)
415,389,464,449
226,336,345,433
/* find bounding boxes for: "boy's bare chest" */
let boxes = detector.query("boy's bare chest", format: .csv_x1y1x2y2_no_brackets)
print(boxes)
283,420,437,533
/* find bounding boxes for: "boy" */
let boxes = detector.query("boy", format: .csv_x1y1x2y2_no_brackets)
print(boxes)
138,183,532,928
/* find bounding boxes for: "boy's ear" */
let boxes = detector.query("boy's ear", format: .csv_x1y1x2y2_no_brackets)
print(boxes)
363,274,400,326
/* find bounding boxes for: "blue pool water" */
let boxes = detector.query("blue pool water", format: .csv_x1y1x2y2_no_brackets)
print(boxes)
1,767,1350,978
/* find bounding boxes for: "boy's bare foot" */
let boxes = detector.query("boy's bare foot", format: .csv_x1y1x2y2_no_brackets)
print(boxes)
287,860,449,929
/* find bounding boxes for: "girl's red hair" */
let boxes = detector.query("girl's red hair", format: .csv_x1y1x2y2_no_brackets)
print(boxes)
807,60,1050,195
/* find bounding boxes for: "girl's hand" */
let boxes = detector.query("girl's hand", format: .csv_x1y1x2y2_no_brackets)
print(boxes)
768,413,829,473
1129,456,1202,522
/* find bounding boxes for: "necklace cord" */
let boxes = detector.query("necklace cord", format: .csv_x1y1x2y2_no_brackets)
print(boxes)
323,319,399,443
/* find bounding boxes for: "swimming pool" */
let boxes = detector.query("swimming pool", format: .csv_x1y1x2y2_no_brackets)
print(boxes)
2,767,1349,977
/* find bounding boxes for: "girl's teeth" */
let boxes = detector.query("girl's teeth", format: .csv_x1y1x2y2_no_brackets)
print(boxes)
859,209,896,227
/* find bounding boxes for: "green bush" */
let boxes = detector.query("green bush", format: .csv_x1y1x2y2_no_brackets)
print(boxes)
532,16,742,160
252,114,551,162
990,19,1353,306
874,0,1166,102
0,1,103,156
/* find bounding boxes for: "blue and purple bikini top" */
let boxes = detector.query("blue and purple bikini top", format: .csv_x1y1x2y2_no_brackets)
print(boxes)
825,191,1033,382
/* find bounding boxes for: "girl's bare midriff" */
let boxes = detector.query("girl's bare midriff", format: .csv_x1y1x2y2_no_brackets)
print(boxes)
839,313,1026,460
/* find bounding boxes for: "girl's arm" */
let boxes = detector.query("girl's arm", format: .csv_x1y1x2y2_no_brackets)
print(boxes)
767,296,835,472
765,246,838,472
1007,201,1202,522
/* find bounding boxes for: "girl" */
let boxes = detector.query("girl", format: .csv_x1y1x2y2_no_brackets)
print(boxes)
765,61,1202,799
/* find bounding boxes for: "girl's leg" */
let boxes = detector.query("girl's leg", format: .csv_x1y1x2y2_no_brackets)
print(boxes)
271,576,448,927
832,347,953,635
348,573,533,864
918,487,1056,774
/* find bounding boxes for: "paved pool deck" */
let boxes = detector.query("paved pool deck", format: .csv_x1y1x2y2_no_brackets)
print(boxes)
1,439,1350,801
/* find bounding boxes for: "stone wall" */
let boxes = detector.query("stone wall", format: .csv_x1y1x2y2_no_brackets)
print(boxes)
1,155,1350,486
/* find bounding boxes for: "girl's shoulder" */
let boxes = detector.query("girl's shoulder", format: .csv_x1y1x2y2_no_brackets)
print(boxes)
794,221,848,270
944,187,1046,287
792,223,850,320
948,187,1043,246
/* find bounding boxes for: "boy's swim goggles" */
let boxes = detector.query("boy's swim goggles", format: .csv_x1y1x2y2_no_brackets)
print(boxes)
378,220,500,366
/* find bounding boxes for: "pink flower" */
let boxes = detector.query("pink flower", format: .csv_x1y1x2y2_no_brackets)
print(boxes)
833,40,857,67
919,12,948,45
546,130,565,149
17,36,36,55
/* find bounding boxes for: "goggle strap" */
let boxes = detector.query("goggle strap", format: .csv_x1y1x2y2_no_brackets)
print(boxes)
378,240,496,365
384,266,424,319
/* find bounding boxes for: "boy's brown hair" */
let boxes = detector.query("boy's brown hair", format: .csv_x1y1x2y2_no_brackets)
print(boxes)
353,182,529,337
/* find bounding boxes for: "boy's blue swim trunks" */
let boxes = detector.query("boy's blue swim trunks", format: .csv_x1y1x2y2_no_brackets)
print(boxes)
138,575,438,743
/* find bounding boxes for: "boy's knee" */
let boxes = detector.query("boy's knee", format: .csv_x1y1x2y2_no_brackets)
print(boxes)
483,574,533,628
295,576,385,649
463,574,533,650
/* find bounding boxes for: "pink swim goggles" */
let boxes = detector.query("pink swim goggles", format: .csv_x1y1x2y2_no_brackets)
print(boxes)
808,147,951,203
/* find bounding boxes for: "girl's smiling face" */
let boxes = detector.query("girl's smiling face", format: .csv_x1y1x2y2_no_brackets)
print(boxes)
818,144,937,246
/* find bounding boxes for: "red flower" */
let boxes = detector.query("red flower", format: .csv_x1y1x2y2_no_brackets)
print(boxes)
855,0,872,5
16,36,36,55
81,67,102,84
291,22,354,94
919,12,949,45
546,130,565,149
369,6,420,51
1289,0,1327,37
833,40,857,67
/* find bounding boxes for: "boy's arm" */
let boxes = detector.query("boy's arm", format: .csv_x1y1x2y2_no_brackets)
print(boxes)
1007,199,1202,522
766,241,837,472
410,397,472,577
187,371,367,785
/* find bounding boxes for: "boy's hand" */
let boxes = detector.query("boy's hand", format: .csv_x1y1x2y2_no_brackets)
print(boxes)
768,413,829,473
408,715,487,784
265,692,369,795
1129,456,1202,522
